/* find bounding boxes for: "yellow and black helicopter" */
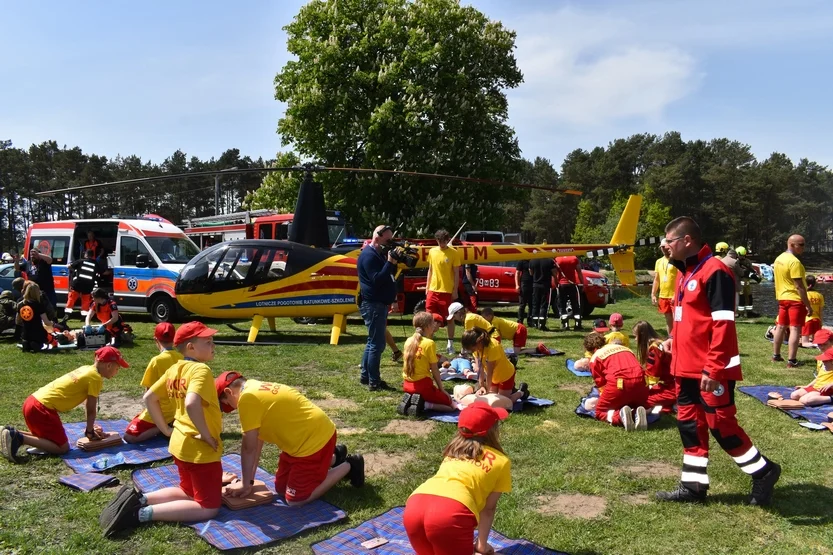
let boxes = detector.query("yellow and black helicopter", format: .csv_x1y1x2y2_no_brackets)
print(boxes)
41,165,649,345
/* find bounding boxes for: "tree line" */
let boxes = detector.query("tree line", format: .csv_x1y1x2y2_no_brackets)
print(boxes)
0,139,268,253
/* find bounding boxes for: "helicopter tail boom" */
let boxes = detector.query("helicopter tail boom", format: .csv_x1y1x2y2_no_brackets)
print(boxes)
608,194,642,286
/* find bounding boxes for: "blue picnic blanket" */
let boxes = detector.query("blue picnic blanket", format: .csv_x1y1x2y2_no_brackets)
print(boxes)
60,420,170,473
428,396,555,423
441,358,478,381
515,347,565,357
59,472,119,492
738,385,833,426
566,359,592,377
132,454,346,551
574,388,662,425
312,506,568,555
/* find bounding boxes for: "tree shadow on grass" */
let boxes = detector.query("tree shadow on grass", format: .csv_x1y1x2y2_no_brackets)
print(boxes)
709,482,833,525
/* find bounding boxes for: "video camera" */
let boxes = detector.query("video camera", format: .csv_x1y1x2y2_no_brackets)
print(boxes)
383,239,419,269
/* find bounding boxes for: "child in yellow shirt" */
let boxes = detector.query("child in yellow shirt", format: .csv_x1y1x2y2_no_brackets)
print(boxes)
124,322,183,443
801,276,825,347
462,328,529,404
0,346,127,462
602,313,630,347
100,321,223,537
789,329,833,406
217,372,365,506
398,311,455,416
404,404,511,555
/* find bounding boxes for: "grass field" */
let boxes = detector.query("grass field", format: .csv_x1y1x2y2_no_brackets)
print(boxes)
1,298,832,555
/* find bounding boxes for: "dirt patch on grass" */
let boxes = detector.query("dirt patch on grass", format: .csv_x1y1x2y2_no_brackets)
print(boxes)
535,494,608,519
558,384,591,394
314,397,360,411
616,461,678,478
622,494,652,506
97,391,144,420
363,452,409,477
381,419,435,437
536,419,561,430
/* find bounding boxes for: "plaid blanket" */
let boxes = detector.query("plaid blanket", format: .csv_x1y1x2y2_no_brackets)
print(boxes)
132,454,347,551
738,385,833,426
60,420,170,473
428,396,555,423
575,388,662,424
59,472,119,492
565,359,592,377
311,506,568,555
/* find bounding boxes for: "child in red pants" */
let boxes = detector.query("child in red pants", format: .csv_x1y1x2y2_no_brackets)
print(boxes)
398,311,455,416
633,321,677,413
404,404,511,555
585,332,649,431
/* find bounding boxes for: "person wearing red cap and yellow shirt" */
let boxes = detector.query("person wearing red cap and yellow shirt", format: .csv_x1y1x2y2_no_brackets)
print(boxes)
0,346,128,463
99,321,223,538
788,329,833,406
217,372,365,506
404,404,512,555
123,323,183,443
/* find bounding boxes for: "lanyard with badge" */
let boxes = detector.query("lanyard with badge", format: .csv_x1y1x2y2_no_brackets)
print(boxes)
675,254,712,322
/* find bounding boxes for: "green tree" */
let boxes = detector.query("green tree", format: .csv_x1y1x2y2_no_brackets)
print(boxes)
274,0,524,234
244,152,304,212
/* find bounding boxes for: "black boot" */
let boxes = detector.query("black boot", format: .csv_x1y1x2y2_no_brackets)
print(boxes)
656,483,706,503
749,462,781,506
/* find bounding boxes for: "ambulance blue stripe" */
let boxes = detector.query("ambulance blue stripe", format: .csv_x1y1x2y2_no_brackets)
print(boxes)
213,294,357,310
53,265,178,280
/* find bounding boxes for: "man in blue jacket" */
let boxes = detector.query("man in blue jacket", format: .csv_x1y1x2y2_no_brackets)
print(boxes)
357,224,398,391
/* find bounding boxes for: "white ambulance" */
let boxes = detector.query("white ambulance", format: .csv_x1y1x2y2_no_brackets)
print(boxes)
24,216,201,322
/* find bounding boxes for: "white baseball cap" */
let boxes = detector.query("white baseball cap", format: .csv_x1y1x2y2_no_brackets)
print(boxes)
447,301,465,320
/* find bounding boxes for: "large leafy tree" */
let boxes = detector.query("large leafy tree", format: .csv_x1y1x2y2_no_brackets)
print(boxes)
274,0,524,234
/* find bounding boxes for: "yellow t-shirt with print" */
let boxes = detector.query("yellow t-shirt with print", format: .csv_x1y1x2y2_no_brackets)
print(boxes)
773,252,806,302
807,291,824,322
605,330,630,348
402,336,438,382
138,349,184,425
238,380,335,458
428,246,461,293
411,446,512,521
465,313,496,336
475,337,515,385
32,366,103,412
654,256,678,299
149,360,223,464
491,316,519,340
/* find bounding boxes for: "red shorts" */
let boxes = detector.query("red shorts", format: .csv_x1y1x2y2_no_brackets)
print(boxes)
658,297,673,314
404,493,477,555
23,395,68,447
513,324,528,349
403,378,453,406
778,300,808,327
275,432,337,502
124,415,165,438
174,457,223,509
802,319,821,338
491,371,516,393
425,291,453,325
595,377,649,426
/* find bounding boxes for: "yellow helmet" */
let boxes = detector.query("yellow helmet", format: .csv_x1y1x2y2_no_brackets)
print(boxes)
736,246,747,256
715,242,729,254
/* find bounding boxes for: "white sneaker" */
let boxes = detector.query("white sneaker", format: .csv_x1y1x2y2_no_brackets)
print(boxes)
620,406,635,431
64,308,73,314
446,345,455,355
635,406,648,431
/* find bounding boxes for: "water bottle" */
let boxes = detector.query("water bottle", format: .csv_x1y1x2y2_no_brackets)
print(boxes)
92,451,125,470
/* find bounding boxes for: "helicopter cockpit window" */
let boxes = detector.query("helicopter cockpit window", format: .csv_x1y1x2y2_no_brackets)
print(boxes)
209,246,252,285
248,248,288,285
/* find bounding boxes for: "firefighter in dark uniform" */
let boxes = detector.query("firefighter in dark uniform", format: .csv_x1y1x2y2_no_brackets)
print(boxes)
555,255,584,331
657,216,781,505
65,249,98,316
529,257,557,331
515,259,533,326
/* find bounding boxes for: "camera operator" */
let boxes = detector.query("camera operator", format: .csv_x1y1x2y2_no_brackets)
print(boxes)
357,224,398,391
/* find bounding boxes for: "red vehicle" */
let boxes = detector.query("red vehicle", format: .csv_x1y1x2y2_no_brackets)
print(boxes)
394,249,610,318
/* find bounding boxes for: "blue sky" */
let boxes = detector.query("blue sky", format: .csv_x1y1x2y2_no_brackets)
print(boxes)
2,0,832,168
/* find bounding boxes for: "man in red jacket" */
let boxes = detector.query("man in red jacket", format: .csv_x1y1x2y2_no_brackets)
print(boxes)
555,256,584,331
657,217,780,505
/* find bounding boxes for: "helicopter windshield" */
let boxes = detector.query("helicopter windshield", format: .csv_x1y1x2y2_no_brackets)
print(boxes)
176,243,292,295
145,235,200,264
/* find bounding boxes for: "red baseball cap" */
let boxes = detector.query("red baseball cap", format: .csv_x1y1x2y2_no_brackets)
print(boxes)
609,313,624,328
154,322,176,343
816,348,833,362
814,329,833,346
430,312,444,325
458,403,508,437
215,371,245,413
174,321,218,346
95,346,129,368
